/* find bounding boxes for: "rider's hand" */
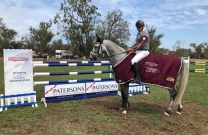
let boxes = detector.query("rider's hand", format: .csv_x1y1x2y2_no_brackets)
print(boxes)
127,47,134,52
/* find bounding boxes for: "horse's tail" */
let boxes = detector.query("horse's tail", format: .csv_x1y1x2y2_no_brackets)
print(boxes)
174,60,189,105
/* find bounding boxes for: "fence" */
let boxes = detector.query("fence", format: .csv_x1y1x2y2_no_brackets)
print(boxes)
182,56,208,73
33,61,148,107
1,50,148,111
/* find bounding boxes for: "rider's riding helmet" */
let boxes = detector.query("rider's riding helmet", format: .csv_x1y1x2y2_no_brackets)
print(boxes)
135,20,145,27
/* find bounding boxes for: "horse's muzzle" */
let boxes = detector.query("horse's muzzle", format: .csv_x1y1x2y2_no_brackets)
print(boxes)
89,54,97,61
89,51,99,61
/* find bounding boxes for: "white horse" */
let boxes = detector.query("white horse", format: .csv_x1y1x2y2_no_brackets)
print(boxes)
90,35,189,116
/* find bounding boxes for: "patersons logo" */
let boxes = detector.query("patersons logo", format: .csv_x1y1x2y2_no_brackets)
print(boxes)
8,56,29,61
45,85,85,95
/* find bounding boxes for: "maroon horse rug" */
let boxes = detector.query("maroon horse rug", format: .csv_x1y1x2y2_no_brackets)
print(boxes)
112,53,182,89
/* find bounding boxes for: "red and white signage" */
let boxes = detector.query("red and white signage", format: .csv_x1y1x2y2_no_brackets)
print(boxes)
86,81,118,93
45,83,85,97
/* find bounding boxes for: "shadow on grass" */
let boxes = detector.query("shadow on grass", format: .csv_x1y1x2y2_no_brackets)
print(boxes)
82,96,164,115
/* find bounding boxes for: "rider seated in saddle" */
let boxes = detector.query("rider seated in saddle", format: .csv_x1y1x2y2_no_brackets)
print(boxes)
127,20,150,83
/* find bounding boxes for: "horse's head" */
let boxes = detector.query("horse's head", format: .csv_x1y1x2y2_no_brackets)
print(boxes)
90,34,106,61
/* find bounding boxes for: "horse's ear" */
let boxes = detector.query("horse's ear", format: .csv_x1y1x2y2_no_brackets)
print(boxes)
96,34,99,39
96,34,101,43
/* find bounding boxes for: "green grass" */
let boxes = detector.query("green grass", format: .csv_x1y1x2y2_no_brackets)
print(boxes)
97,113,117,122
149,117,165,128
0,59,208,134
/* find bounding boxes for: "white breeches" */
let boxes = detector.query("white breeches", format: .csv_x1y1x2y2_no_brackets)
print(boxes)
131,50,150,65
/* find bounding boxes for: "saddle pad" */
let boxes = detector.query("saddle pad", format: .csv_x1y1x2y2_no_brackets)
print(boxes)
113,53,182,89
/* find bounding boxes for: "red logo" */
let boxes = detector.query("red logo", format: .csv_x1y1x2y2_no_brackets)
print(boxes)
86,82,96,91
45,85,57,94
8,56,29,61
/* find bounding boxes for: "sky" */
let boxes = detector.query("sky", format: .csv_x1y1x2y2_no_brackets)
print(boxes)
1,0,208,50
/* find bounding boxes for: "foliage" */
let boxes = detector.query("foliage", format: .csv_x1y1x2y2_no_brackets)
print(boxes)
21,21,54,56
9,41,24,49
0,18,18,54
54,0,101,58
171,40,190,57
146,26,164,54
155,47,169,54
48,39,66,56
95,8,130,48
202,42,208,59
189,43,204,59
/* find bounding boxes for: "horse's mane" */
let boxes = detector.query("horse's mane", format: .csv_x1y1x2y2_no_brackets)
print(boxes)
103,40,126,52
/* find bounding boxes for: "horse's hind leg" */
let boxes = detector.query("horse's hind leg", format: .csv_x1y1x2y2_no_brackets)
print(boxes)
177,102,183,115
164,85,178,116
120,83,130,115
174,85,183,115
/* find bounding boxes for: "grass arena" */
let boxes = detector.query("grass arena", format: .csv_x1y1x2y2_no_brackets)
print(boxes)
0,57,208,134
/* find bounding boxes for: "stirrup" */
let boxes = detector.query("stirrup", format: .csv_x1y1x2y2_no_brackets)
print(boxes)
131,76,141,83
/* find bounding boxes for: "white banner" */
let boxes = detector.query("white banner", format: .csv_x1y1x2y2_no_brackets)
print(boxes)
3,49,33,95
44,83,85,97
86,81,118,93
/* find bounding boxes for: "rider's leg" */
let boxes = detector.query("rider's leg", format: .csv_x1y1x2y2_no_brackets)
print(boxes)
131,62,141,83
131,50,149,83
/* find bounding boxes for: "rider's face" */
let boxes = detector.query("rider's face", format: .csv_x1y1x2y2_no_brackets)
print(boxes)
137,26,144,32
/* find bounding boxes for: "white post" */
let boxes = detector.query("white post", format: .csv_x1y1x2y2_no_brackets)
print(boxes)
0,94,3,112
182,56,190,68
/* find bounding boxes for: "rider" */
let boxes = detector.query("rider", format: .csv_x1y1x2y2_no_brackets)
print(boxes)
127,20,150,83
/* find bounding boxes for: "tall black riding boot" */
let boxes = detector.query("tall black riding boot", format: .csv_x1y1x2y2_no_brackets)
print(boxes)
131,62,141,83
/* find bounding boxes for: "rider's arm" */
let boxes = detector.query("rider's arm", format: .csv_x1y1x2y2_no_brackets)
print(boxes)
136,36,147,49
127,36,148,52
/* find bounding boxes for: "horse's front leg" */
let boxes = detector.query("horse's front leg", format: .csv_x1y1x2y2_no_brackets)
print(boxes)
164,85,177,116
120,83,130,115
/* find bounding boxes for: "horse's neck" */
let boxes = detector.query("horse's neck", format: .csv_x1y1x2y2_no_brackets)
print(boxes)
104,40,127,67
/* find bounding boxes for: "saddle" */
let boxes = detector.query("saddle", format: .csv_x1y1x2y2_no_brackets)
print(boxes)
112,52,182,89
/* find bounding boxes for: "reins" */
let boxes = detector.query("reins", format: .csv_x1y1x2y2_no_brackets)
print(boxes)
108,51,128,57
97,40,128,57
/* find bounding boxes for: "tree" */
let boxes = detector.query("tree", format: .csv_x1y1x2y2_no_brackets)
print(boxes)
48,39,65,56
172,40,189,57
202,42,208,59
95,8,130,47
156,47,170,54
9,41,23,49
23,21,54,55
190,43,204,59
54,0,100,58
73,46,83,57
0,18,18,53
21,34,37,50
147,26,164,54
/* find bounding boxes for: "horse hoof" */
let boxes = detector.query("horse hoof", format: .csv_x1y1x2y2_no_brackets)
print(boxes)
176,111,181,115
177,108,183,115
164,112,170,116
164,110,170,116
121,110,127,117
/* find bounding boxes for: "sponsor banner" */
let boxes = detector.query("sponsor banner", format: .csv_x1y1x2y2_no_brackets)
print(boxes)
3,49,33,95
44,81,118,101
44,83,85,98
86,81,118,95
